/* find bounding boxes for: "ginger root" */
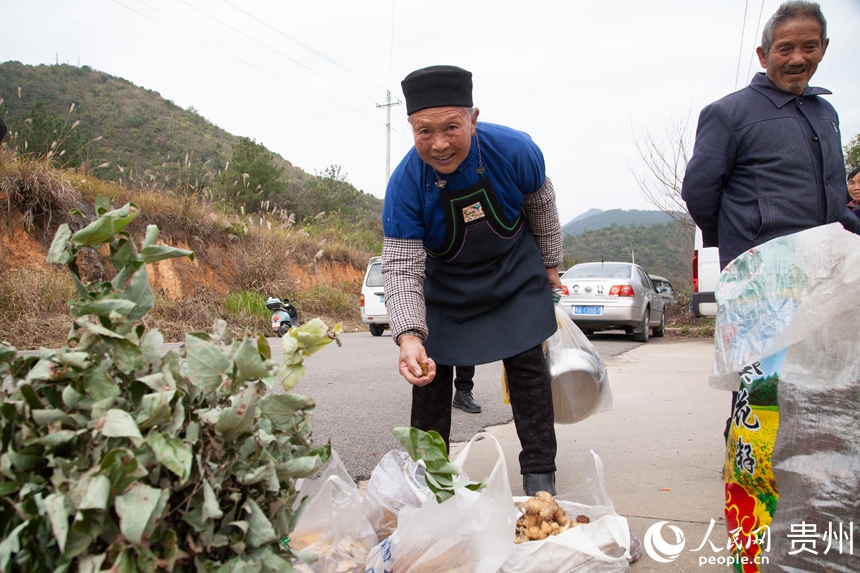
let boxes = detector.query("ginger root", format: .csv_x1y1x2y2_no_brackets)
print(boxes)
514,492,587,543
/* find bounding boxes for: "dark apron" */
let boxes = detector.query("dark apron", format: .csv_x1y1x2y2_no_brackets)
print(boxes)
423,177,556,365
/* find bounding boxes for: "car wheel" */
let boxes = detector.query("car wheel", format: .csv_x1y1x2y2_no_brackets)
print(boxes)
369,323,385,337
653,311,666,338
632,310,650,343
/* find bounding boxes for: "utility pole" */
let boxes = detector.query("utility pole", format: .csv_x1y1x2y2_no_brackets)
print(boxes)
376,90,401,185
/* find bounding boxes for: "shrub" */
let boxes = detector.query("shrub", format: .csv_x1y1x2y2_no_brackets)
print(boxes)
224,291,268,320
0,197,341,572
298,283,357,320
0,156,81,237
228,230,295,295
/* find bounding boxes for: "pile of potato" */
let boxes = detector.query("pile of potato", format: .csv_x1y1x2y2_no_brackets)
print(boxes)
514,491,590,544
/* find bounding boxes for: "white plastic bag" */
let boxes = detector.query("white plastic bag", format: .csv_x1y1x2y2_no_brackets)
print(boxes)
545,305,611,423
500,451,634,573
364,433,517,573
291,450,377,573
362,450,428,541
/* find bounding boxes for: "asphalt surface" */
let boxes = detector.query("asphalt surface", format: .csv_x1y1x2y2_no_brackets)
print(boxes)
270,330,659,481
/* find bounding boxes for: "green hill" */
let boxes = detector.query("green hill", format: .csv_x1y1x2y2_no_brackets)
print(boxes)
563,220,693,289
1,61,245,181
562,209,679,237
0,61,382,224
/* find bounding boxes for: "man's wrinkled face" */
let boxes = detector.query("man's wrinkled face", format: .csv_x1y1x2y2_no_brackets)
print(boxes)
410,106,478,174
757,17,828,95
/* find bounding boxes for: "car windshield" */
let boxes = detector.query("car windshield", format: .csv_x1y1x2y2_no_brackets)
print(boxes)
565,263,632,279
366,263,384,287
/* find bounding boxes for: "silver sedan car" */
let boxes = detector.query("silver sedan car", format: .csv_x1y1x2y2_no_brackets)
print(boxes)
559,262,665,342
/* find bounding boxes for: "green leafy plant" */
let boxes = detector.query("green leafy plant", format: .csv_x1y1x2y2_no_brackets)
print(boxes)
0,197,339,572
392,427,485,504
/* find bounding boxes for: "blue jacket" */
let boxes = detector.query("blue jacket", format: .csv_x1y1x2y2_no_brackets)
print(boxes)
682,73,859,269
383,122,545,251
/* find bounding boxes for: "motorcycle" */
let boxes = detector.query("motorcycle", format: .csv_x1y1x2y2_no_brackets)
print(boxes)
266,297,300,337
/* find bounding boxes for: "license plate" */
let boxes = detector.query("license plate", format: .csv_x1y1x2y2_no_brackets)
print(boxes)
573,306,602,315
379,295,385,303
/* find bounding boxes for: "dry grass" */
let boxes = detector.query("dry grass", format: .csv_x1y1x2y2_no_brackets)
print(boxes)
0,155,81,242
298,281,360,323
0,265,75,348
663,297,715,338
71,176,234,250
228,228,298,295
0,148,372,349
139,292,259,342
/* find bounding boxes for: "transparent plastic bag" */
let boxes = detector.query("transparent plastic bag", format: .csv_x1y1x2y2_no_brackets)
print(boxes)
710,223,860,390
500,451,635,573
364,433,517,573
290,450,377,573
545,305,611,423
362,450,428,542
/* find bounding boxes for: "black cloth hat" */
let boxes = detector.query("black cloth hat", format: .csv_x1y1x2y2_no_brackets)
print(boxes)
401,65,473,115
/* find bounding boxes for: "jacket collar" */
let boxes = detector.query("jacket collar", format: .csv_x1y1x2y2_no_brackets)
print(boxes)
749,72,832,108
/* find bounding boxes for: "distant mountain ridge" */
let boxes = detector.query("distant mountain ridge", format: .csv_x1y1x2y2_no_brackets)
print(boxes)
568,208,603,223
562,209,679,237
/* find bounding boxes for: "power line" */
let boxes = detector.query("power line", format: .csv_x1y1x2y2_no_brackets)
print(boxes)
387,0,396,89
111,0,384,125
746,1,767,84
218,0,388,93
176,0,380,105
734,0,750,90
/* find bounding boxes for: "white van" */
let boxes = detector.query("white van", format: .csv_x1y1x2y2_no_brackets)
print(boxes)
691,227,719,318
360,256,389,336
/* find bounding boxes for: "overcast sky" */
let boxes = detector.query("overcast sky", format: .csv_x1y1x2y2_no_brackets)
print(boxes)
3,0,859,225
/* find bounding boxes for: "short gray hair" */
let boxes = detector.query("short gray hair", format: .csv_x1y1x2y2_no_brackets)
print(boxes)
761,1,827,54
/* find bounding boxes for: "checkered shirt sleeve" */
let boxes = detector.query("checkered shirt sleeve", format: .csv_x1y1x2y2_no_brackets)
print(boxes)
381,237,427,345
522,177,563,268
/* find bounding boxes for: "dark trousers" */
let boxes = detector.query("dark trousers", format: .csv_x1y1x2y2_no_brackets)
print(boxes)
454,365,475,392
411,343,557,474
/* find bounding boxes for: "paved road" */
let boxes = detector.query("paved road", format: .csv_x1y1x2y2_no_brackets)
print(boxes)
268,330,670,481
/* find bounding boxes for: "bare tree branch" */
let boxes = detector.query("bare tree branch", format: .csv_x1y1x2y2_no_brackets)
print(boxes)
630,116,695,232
